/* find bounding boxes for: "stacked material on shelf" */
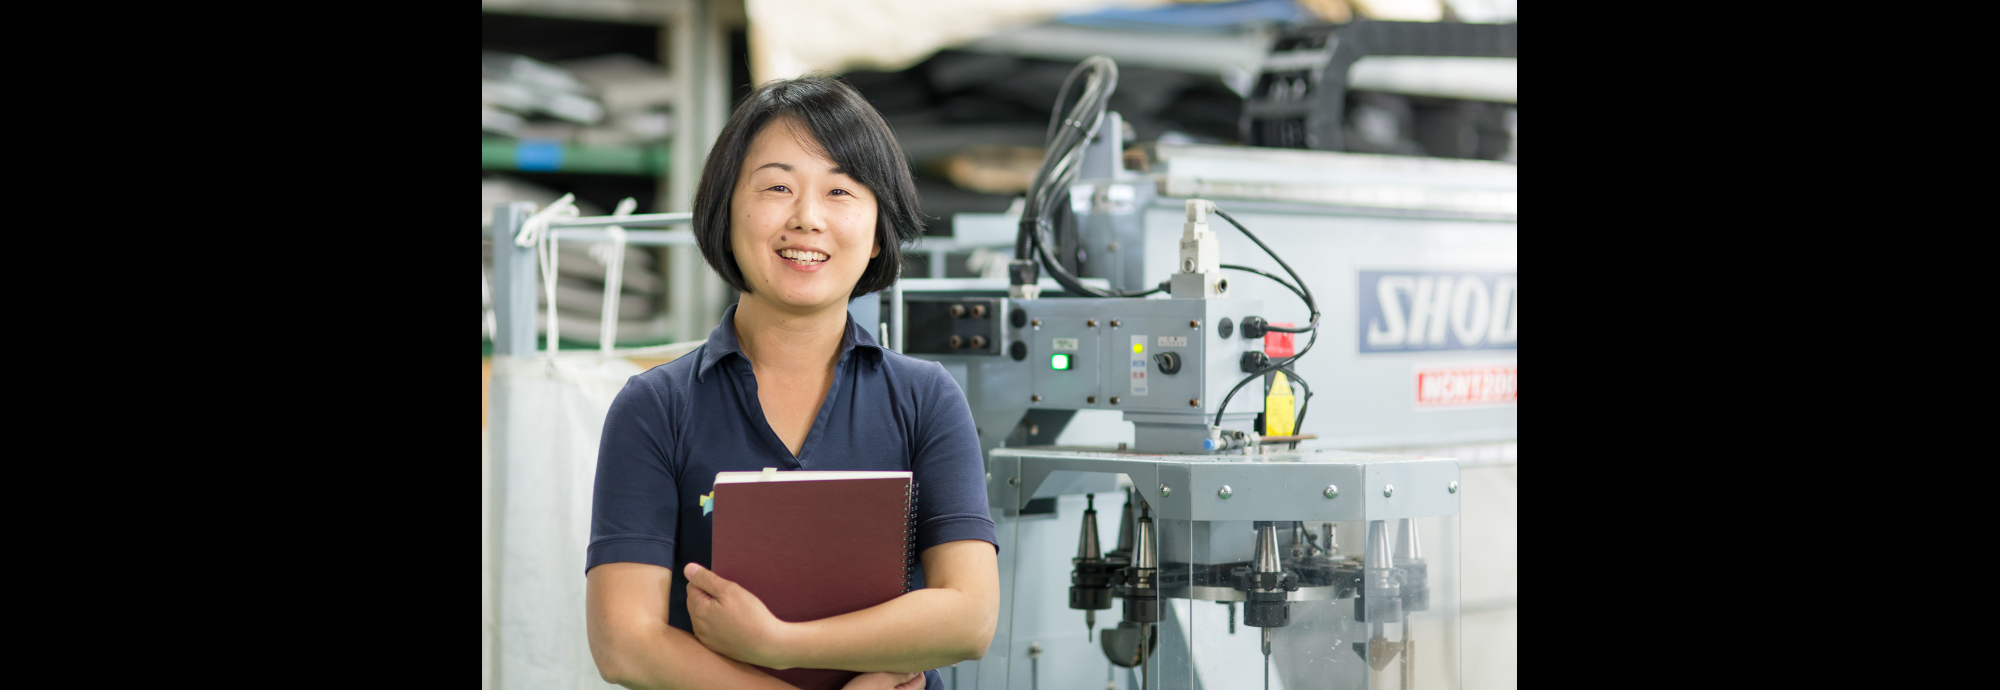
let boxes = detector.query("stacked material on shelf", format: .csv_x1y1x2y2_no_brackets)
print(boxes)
482,50,675,147
556,54,676,147
482,51,605,137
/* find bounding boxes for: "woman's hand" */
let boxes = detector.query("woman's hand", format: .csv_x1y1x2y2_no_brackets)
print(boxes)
842,671,926,690
684,563,792,668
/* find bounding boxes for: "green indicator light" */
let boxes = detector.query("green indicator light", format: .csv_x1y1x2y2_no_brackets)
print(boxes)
1051,353,1072,370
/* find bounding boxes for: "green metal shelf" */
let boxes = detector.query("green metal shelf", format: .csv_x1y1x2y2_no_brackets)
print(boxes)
482,336,684,357
482,138,671,176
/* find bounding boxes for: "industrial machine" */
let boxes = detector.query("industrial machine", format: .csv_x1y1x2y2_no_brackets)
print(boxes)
869,56,1500,689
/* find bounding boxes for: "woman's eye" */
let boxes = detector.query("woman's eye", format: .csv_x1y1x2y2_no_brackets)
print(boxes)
768,185,789,193
829,188,851,196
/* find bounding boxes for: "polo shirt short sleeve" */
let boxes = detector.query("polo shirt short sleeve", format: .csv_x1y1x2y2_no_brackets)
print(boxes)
586,304,997,689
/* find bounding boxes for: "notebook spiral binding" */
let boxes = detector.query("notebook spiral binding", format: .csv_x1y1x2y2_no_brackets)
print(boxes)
902,482,920,593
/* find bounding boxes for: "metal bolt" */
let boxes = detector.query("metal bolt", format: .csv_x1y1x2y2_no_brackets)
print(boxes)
1088,319,1098,327
1032,318,1042,327
1449,481,1459,494
1009,476,1019,487
1218,485,1232,499
1190,319,1200,328
949,304,966,317
1087,396,1096,404
948,335,963,349
1031,394,1042,402
1383,484,1395,498
1324,485,1338,499
1216,278,1229,294
1110,396,1120,404
1029,641,1042,658
1160,484,1172,497
969,335,987,348
1189,398,1200,407
970,304,986,318
1027,423,1039,436
1111,319,1121,328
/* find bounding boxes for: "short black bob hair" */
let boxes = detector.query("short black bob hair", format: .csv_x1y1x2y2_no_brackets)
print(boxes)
692,75,924,300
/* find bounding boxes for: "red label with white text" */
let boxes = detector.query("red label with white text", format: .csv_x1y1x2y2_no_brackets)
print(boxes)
1414,364,1516,409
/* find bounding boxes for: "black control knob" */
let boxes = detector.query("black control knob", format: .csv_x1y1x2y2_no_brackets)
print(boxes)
1153,352,1182,374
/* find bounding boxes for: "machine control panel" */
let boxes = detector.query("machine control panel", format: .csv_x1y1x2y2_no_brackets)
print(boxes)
1014,297,1265,415
901,297,1004,355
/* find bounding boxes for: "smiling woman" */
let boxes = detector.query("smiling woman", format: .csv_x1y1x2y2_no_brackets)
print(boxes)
586,74,997,690
693,76,925,303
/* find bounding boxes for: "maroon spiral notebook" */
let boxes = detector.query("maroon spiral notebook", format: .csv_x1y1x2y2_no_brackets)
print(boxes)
709,469,919,690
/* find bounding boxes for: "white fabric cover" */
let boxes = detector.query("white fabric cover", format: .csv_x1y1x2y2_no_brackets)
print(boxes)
746,0,1158,81
485,353,645,690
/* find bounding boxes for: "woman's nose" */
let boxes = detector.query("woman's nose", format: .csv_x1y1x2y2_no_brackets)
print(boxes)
788,196,826,233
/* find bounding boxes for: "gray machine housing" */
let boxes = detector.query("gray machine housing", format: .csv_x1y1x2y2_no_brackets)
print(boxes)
870,106,1502,689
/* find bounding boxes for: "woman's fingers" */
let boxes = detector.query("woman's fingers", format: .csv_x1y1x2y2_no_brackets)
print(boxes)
684,562,736,599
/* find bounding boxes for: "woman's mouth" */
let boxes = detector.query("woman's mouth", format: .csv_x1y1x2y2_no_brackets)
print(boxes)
777,248,829,266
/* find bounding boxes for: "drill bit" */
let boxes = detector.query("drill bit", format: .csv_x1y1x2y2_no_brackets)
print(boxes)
1086,609,1095,642
1401,610,1414,690
1262,627,1273,690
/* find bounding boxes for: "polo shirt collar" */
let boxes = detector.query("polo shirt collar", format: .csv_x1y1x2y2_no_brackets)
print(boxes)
696,301,886,382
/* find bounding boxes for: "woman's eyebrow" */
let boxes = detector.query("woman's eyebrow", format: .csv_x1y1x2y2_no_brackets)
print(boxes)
751,161,849,177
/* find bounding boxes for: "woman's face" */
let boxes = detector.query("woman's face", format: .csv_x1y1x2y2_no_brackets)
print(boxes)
729,117,881,315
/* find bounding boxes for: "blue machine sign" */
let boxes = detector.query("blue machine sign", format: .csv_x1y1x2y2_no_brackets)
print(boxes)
1359,270,1517,352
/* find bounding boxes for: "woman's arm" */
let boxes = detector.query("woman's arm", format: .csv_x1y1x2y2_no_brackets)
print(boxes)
684,539,1000,673
587,562,799,690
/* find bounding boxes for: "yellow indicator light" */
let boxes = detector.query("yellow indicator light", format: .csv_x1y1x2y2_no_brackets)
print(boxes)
1132,343,1144,354
1051,353,1072,370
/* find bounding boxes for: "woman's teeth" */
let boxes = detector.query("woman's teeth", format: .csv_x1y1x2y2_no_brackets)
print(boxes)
778,248,828,265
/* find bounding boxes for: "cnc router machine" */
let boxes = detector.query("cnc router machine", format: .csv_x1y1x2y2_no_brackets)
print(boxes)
864,55,1509,689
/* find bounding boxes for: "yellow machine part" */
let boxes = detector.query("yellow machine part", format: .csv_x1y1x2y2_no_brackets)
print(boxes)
1265,371,1296,437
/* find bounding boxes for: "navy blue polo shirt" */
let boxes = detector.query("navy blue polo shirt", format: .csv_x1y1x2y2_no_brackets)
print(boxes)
587,302,997,687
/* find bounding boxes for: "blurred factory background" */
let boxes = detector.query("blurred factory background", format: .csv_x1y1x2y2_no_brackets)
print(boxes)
484,1,1515,688
481,0,1515,350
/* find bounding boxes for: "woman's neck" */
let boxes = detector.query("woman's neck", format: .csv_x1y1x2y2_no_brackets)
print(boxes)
732,294,848,374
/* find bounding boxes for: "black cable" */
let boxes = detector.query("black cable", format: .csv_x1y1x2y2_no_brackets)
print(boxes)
1212,208,1317,331
1012,56,1165,299
1211,364,1313,433
1220,264,1305,305
1020,59,1111,268
1207,205,1322,429
1214,324,1317,426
